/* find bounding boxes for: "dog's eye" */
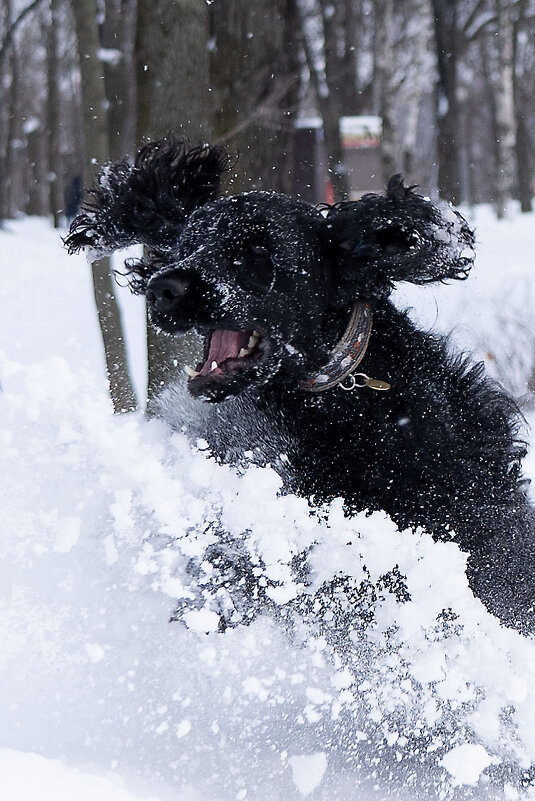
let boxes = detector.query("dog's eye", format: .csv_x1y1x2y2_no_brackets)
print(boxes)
236,246,275,294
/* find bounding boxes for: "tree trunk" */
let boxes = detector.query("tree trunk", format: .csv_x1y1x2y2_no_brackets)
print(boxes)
340,0,360,115
374,0,397,183
91,258,140,411
136,0,210,143
0,0,22,219
70,0,108,177
25,123,49,216
494,0,516,218
209,0,300,195
478,35,500,205
513,0,533,213
401,0,432,184
319,0,351,201
100,0,137,160
136,0,211,404
431,0,461,205
70,0,137,413
298,0,349,202
0,0,12,220
515,112,532,213
46,0,62,227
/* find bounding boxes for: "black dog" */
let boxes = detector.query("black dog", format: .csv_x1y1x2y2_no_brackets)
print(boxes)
66,137,535,634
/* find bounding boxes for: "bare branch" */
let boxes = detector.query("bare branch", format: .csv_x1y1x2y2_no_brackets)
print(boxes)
213,74,300,145
462,0,491,38
0,0,47,67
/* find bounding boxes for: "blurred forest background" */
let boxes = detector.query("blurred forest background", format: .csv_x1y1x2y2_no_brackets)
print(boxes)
2,0,535,221
1,0,534,410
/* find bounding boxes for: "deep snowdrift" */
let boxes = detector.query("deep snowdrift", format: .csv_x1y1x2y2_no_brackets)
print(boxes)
0,212,535,800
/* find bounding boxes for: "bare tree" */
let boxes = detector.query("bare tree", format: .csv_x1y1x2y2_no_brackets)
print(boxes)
136,0,211,143
298,0,349,202
70,0,137,413
3,0,535,227
99,0,137,160
0,0,15,219
431,0,461,205
494,0,516,217
398,0,434,183
374,0,397,182
513,0,533,213
0,0,46,67
136,0,211,402
209,0,300,195
46,0,62,227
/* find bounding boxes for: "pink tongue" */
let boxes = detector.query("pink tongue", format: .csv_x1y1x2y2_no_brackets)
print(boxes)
199,330,252,376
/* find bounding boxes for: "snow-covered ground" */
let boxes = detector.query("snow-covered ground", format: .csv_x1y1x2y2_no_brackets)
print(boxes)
0,208,535,801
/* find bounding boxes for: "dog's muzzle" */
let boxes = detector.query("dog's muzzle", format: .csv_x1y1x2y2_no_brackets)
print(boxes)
146,269,217,333
147,272,189,314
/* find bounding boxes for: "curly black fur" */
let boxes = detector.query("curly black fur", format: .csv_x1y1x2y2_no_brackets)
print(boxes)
66,137,535,635
321,174,474,304
65,136,229,256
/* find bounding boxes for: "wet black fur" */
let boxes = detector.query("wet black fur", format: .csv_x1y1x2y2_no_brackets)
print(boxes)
66,137,535,634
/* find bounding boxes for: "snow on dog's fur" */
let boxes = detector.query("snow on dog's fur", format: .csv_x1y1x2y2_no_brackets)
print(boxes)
66,136,535,634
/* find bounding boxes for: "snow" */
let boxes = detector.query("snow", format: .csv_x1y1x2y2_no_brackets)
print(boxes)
395,203,535,407
288,752,328,796
0,749,168,801
182,608,221,633
1,209,535,800
440,744,494,787
97,47,123,66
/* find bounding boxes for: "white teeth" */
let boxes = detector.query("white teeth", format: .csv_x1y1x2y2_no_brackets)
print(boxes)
248,334,260,349
210,361,218,372
238,348,250,358
184,365,200,378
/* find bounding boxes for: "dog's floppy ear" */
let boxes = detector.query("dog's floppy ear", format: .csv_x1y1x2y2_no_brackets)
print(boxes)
320,175,475,303
64,136,229,257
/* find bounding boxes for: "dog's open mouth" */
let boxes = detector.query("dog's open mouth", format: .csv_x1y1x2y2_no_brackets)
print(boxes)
185,328,265,385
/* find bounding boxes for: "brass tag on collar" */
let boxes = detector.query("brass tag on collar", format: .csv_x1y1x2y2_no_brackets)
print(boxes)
340,373,391,391
364,376,391,391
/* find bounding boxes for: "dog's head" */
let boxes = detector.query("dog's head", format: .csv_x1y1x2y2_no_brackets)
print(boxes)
66,137,475,402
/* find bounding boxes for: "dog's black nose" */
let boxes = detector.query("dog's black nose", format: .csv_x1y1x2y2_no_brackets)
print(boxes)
146,272,189,313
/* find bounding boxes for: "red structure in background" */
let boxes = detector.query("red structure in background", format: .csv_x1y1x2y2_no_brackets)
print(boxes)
293,116,383,204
